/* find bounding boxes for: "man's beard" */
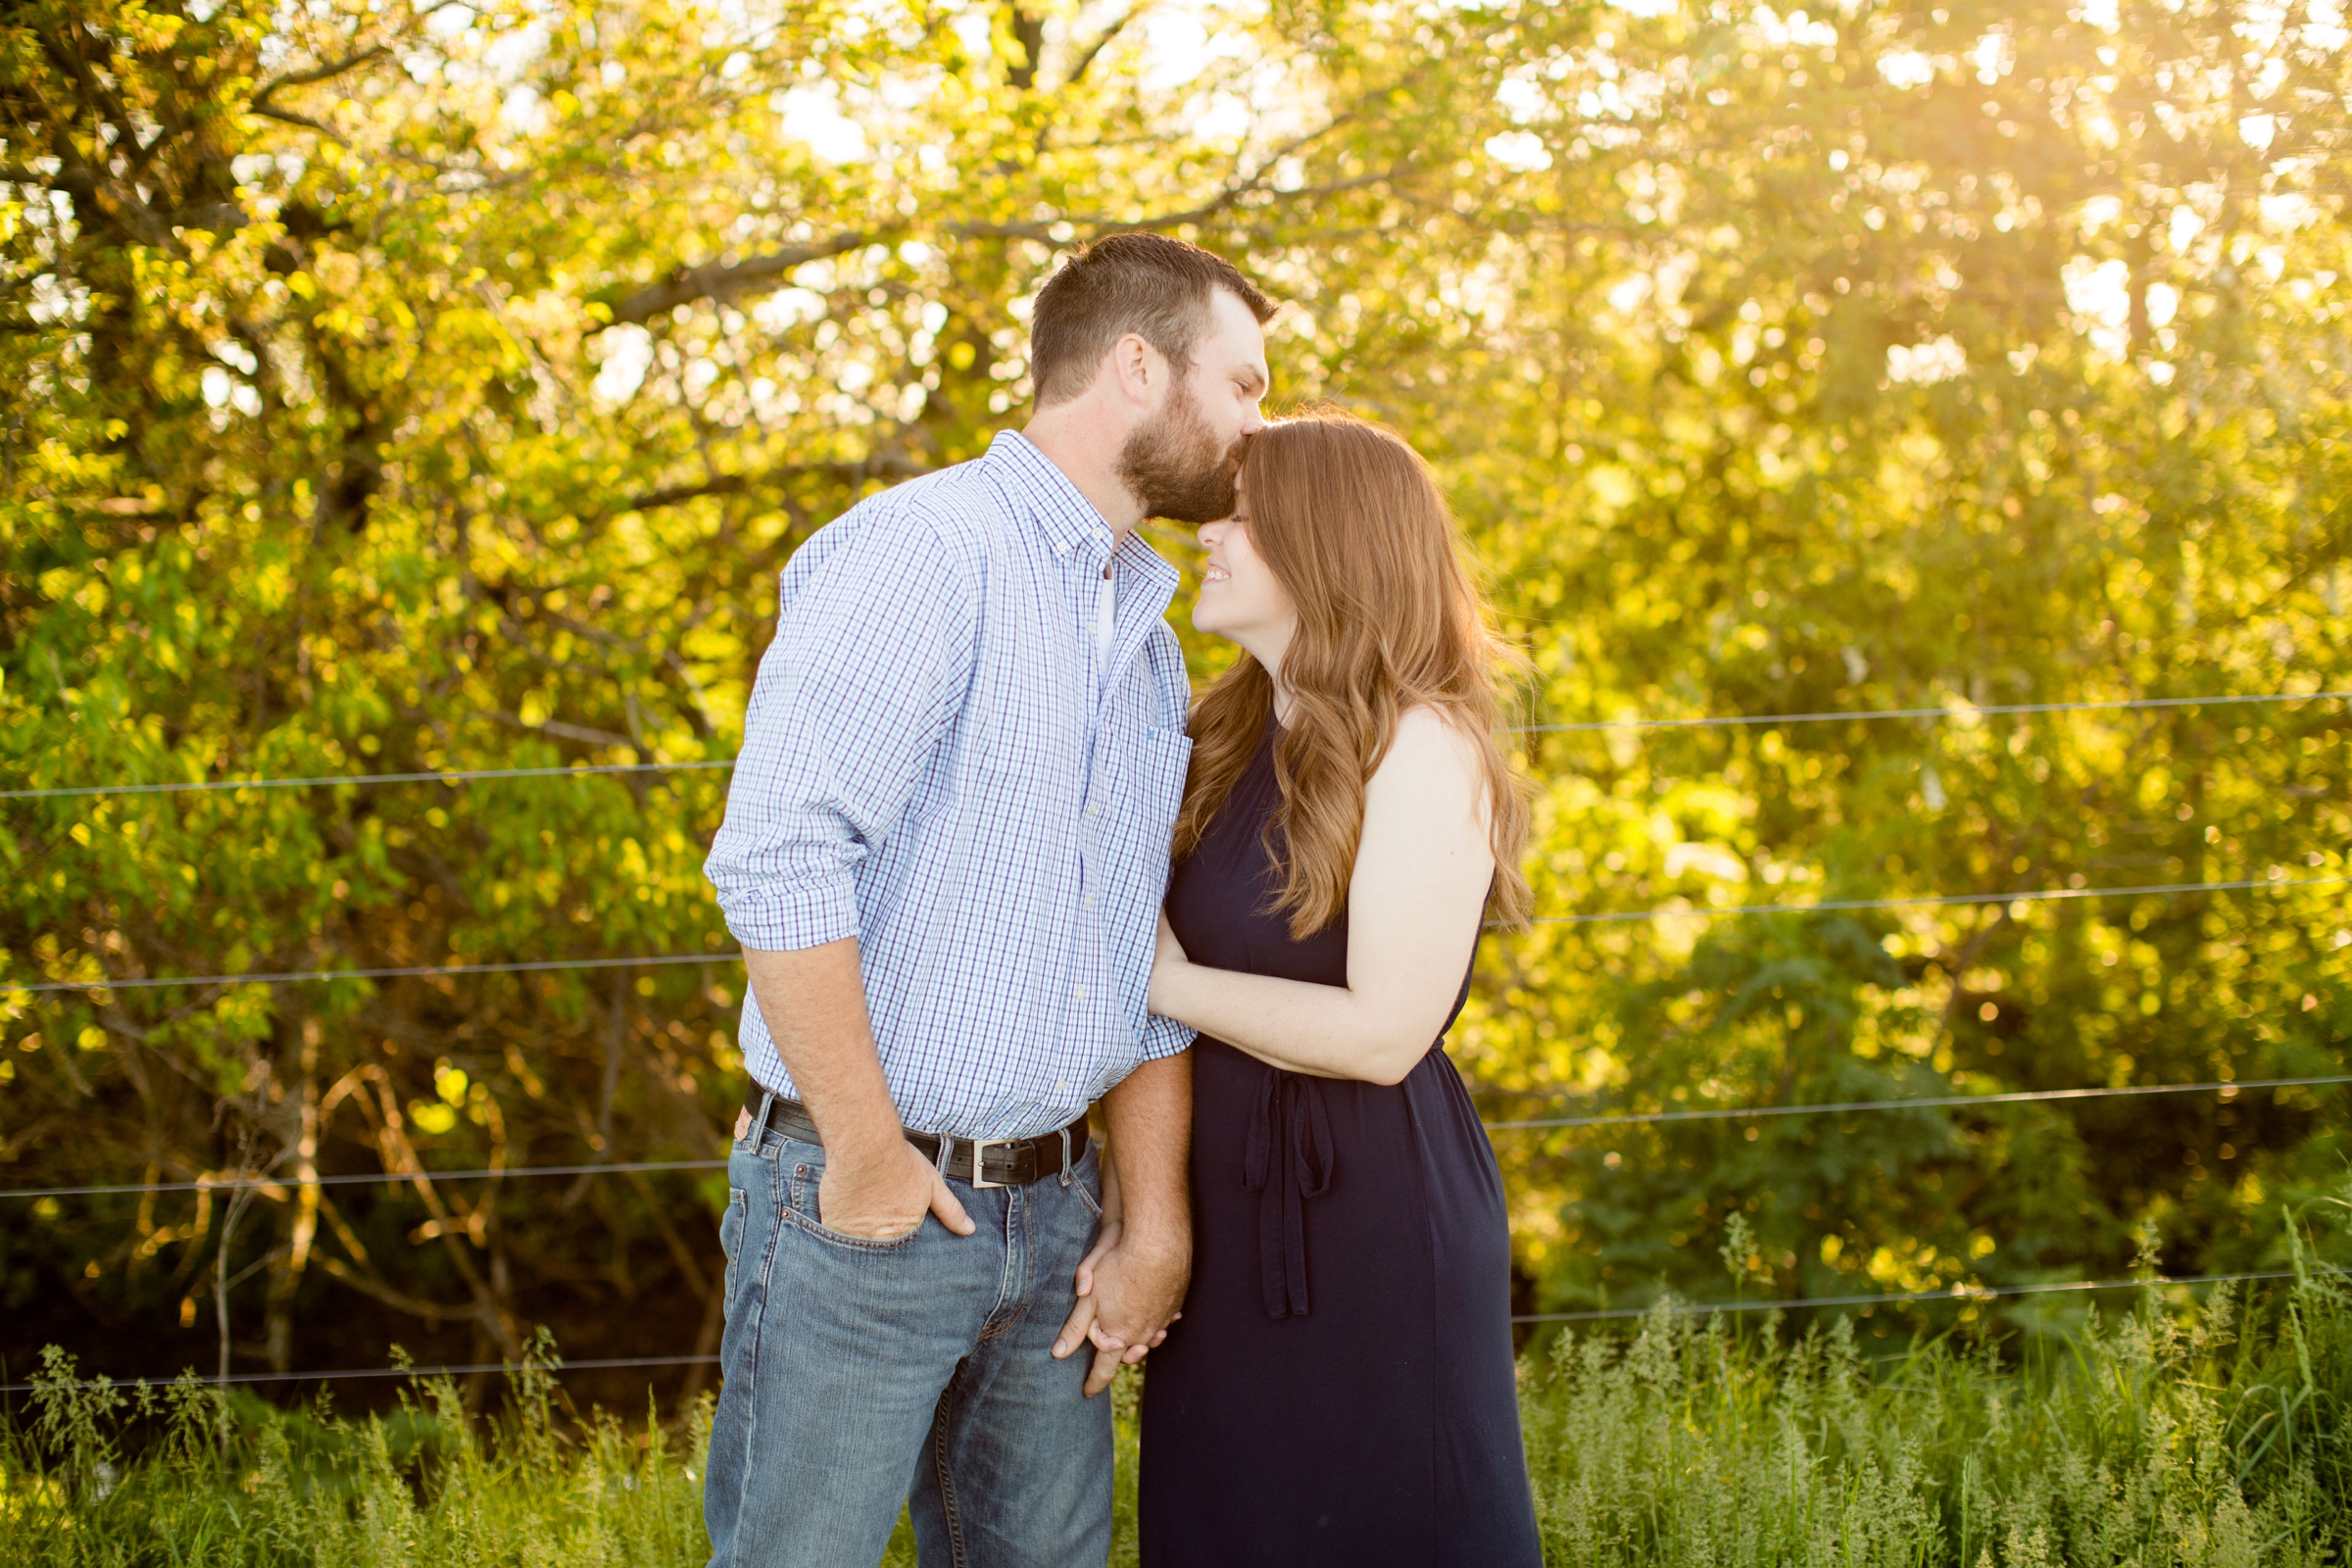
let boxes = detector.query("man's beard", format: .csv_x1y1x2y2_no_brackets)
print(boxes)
1117,382,1247,523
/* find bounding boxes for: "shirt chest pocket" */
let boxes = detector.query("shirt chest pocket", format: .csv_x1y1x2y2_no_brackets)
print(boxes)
1095,727,1193,874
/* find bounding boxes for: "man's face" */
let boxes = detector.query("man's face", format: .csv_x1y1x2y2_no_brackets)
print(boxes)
1115,288,1269,523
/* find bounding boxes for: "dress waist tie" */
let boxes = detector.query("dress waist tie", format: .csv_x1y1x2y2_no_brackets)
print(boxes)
1241,1065,1334,1320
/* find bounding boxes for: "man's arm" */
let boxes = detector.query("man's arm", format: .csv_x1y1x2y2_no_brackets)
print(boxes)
1051,1054,1191,1395
706,509,985,1238
741,940,972,1242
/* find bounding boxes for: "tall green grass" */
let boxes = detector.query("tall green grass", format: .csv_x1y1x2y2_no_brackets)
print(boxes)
6,1246,2345,1565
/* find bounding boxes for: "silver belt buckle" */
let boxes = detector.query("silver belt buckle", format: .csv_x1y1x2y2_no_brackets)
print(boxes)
967,1137,1008,1189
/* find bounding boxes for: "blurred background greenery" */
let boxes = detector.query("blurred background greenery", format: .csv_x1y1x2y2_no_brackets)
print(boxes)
2,0,2346,1404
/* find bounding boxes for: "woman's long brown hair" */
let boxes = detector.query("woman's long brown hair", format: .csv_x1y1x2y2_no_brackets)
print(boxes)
1172,408,1534,938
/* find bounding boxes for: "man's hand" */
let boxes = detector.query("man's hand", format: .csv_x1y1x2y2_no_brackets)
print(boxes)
1051,1222,1125,1388
1052,1220,1175,1392
1052,1053,1191,1395
1053,1232,1189,1396
741,940,976,1245
816,1137,975,1241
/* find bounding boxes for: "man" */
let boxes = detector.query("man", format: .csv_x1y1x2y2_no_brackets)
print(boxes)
701,233,1275,1568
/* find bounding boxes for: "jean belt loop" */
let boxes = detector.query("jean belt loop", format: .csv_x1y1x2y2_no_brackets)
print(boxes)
1058,1126,1073,1187
755,1090,775,1148
933,1127,954,1178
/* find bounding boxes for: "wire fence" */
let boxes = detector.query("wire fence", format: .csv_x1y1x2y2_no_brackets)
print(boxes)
5,681,2345,1398
13,1266,2344,1393
5,1074,2345,1201
7,688,2342,801
11,870,2341,995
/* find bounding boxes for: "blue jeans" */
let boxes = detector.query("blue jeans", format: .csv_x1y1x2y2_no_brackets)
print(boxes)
704,1118,1111,1568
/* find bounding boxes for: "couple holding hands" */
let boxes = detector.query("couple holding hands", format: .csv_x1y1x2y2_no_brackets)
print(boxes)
701,233,1542,1568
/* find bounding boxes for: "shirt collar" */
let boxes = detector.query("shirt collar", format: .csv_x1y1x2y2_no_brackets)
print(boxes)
983,430,1112,561
983,429,1183,596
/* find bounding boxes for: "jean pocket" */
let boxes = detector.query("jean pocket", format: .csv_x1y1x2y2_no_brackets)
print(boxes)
1065,1151,1103,1220
783,1157,924,1253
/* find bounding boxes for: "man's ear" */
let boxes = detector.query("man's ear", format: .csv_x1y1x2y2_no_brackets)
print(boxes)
1109,331,1159,408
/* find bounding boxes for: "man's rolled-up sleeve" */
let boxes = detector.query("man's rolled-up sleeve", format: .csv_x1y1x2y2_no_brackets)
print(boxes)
1139,1014,1198,1061
704,512,977,952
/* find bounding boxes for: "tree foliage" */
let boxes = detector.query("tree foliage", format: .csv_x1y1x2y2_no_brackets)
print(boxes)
2,0,2346,1391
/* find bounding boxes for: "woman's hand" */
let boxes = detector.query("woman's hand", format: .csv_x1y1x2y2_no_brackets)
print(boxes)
1148,910,1191,1016
1053,1138,1176,1388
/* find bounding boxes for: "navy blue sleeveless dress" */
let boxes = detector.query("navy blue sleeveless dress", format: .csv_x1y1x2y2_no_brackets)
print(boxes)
1138,717,1541,1567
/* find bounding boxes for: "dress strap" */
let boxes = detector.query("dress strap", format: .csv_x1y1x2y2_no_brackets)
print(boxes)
1241,1064,1335,1319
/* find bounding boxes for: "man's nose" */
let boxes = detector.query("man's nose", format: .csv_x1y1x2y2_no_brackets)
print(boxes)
1240,404,1267,435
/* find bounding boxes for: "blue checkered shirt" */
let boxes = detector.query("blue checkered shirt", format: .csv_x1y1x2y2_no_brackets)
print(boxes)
704,431,1199,1140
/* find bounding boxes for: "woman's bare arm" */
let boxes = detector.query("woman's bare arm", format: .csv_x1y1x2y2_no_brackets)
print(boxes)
1146,707,1495,1087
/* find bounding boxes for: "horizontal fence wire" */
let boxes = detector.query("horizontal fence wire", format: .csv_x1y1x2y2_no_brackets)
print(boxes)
6,1075,2344,1201
0,1353,721,1396
1505,1268,2331,1324
1515,688,2350,736
0,760,734,802
12,871,2341,995
8,689,2343,801
16,1270,2343,1389
10,952,728,995
3,1157,734,1201
1480,1072,2352,1131
1520,873,2348,926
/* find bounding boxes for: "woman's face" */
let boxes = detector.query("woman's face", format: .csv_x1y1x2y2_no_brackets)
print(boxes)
1192,478,1298,662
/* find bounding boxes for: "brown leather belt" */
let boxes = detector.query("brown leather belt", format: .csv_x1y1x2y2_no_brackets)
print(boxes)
740,1082,1089,1189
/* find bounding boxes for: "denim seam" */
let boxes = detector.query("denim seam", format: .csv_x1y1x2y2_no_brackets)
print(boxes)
749,1143,790,1296
975,1187,1026,1343
721,1187,745,1301
718,1142,789,1565
931,1385,970,1568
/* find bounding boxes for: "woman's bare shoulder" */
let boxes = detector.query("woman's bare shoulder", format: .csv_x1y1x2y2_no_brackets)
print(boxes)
1374,703,1485,794
1391,702,1483,760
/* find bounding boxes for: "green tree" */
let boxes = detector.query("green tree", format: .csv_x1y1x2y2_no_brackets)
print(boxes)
3,0,2347,1392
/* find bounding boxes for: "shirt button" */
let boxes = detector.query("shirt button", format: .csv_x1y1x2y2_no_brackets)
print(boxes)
1088,802,1103,818
1074,986,1088,1004
1056,1078,1069,1092
1084,893,1099,909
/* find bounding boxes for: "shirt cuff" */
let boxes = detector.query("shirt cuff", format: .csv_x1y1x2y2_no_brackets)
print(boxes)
1139,1013,1198,1060
717,877,861,953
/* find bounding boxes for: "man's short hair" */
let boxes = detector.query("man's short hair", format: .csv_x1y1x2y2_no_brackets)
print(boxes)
1028,233,1275,408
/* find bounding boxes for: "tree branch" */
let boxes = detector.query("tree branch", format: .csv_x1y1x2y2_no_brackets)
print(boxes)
486,710,639,749
313,1252,473,1322
253,45,391,108
604,231,875,325
1062,8,1135,89
250,103,351,143
611,453,928,514
597,111,1402,330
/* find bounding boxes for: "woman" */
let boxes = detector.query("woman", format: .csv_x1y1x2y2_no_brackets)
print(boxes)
1135,409,1541,1565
